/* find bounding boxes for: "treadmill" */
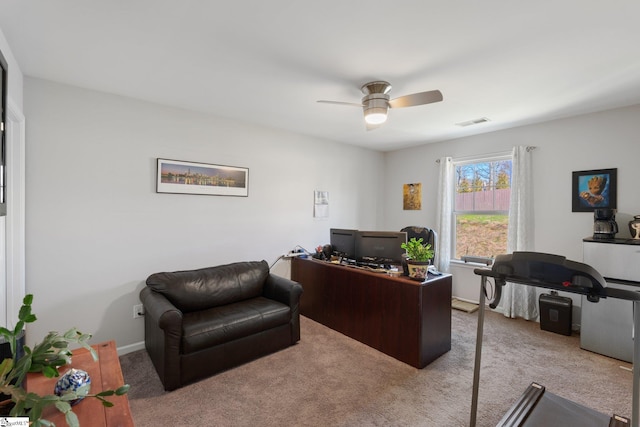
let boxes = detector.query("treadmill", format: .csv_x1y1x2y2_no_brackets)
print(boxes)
470,251,639,427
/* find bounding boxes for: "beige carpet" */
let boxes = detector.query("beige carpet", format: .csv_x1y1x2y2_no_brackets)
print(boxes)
120,310,632,426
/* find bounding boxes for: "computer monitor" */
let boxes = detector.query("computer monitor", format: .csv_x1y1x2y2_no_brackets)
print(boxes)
329,228,357,260
355,231,407,266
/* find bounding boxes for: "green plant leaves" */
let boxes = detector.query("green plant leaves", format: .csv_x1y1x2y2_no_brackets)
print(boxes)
116,385,130,395
401,237,434,262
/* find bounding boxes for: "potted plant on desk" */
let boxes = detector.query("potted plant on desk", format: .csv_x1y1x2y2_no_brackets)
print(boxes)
401,237,435,280
0,294,129,426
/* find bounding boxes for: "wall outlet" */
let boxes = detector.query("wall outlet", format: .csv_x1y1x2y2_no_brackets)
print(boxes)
133,304,144,319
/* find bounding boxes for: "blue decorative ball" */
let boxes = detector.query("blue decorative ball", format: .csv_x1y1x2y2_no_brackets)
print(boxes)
54,368,91,405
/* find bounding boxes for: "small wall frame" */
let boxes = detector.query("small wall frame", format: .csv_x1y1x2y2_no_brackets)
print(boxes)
156,158,249,197
403,183,422,210
571,168,617,212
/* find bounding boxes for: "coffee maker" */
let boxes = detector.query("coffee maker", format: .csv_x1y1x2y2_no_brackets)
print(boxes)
593,208,618,240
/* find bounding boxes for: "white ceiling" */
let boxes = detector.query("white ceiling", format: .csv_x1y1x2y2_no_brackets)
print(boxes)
2,1,640,152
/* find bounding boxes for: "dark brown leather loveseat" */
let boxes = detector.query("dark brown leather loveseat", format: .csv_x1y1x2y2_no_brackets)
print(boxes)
140,260,303,391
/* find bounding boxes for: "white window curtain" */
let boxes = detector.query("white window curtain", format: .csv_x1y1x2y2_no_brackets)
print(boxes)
435,157,453,273
502,146,537,319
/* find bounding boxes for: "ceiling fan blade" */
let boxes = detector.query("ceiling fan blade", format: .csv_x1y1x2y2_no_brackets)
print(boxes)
317,100,363,107
388,90,443,109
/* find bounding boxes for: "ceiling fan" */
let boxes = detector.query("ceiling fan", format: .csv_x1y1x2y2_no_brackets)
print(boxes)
317,81,443,129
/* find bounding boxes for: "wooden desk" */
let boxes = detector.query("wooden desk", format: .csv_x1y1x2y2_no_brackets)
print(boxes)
291,257,452,368
27,340,133,426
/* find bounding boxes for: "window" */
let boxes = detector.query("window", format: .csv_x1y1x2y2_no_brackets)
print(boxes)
452,154,512,260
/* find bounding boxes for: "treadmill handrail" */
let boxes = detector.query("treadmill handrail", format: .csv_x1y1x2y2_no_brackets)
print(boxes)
475,266,640,302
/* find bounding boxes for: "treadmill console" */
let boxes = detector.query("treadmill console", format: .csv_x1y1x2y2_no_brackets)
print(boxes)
487,251,608,304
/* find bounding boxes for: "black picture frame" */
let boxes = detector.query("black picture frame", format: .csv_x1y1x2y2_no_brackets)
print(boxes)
156,158,249,197
571,168,617,212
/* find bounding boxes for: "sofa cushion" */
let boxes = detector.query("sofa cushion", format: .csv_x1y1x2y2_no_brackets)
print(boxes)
181,297,291,354
146,261,269,312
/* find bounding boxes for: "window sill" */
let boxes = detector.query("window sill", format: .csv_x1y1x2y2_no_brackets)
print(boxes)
450,259,493,269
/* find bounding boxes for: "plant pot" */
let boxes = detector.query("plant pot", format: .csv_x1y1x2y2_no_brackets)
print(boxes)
0,330,25,415
0,398,15,416
406,260,431,280
0,330,25,361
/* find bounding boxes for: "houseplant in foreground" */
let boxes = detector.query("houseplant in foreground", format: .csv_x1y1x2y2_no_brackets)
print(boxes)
0,294,129,426
401,237,435,279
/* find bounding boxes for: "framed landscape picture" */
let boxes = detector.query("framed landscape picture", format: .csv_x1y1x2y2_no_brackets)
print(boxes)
156,158,249,197
571,168,616,212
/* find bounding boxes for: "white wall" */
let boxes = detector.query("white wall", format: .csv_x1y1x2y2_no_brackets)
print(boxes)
24,77,383,353
383,105,640,320
19,77,640,350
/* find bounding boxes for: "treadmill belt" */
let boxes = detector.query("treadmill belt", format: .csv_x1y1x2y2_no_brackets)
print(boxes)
522,391,610,426
498,383,614,427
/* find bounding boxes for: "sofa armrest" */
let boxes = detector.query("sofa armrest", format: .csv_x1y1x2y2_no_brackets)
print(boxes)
264,274,304,343
263,274,303,308
141,287,184,331
140,287,184,390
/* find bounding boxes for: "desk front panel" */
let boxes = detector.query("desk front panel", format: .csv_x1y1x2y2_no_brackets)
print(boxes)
291,258,451,367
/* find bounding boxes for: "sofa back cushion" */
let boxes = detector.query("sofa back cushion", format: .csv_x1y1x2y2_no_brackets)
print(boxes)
146,261,269,312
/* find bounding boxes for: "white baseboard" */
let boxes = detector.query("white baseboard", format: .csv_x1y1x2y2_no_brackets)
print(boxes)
452,295,480,305
117,341,145,356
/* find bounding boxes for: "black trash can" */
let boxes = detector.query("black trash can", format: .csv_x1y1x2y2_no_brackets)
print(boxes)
539,292,572,336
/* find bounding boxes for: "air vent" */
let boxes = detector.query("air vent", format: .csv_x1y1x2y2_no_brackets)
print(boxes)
456,117,490,127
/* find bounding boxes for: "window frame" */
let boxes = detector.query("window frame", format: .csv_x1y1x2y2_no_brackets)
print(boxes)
451,152,512,261
0,48,6,216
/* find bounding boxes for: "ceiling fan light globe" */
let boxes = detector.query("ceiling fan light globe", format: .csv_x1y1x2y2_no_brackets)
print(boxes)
364,111,388,125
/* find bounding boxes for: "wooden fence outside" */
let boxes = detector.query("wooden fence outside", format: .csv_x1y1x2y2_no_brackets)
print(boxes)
455,188,510,211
